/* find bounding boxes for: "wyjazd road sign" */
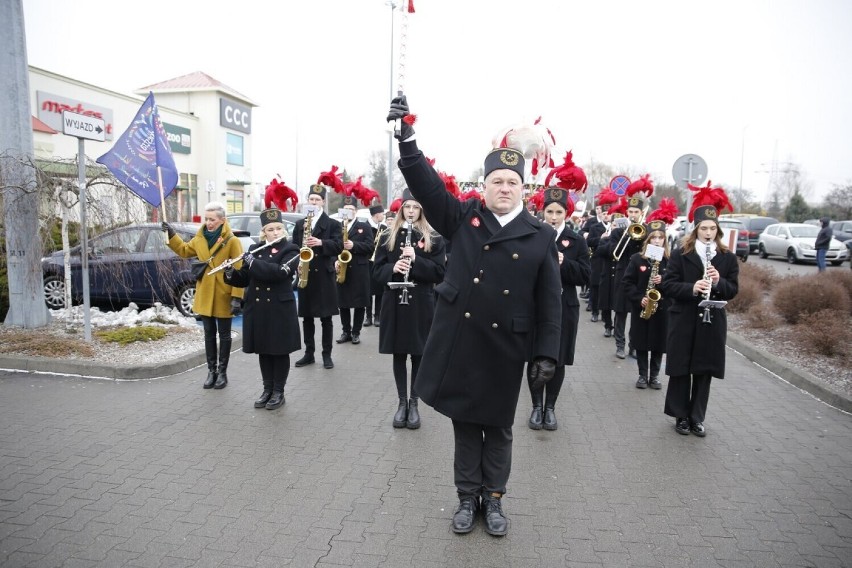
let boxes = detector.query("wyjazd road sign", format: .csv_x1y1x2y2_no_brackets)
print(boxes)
61,111,106,142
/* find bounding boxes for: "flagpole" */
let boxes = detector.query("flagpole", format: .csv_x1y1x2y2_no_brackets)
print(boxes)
157,166,167,223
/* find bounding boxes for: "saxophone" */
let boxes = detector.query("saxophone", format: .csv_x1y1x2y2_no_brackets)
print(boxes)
640,259,662,320
336,218,352,284
297,210,315,289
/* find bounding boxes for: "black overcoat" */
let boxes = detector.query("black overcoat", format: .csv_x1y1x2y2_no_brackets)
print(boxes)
553,226,591,365
292,213,343,318
610,226,643,313
585,218,606,284
373,226,446,355
337,219,374,308
595,238,618,311
399,147,562,428
622,253,670,352
224,241,301,355
659,247,739,378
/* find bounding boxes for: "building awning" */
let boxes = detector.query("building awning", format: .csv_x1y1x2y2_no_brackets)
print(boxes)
32,115,58,134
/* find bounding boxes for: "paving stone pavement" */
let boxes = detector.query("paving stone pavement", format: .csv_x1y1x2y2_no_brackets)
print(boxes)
1,312,851,567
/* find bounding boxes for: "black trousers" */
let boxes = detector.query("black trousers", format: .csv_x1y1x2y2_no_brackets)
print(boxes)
614,311,628,349
303,316,333,355
588,284,600,315
601,309,613,331
452,420,512,498
664,374,712,423
339,308,365,335
201,316,231,344
637,350,663,379
258,353,290,393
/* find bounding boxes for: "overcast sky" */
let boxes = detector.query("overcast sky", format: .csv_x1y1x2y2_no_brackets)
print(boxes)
22,0,852,206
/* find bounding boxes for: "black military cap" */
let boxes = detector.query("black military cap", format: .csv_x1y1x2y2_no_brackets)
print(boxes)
484,148,525,182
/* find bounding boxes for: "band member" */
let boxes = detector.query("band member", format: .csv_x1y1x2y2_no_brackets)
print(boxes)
607,176,653,359
621,219,671,390
660,183,738,437
335,197,374,345
584,202,609,322
372,189,446,429
163,201,243,389
292,184,344,369
527,188,590,431
364,204,387,328
595,192,625,339
224,208,300,410
387,96,561,537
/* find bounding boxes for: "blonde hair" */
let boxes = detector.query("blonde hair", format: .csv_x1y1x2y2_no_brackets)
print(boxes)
641,229,670,259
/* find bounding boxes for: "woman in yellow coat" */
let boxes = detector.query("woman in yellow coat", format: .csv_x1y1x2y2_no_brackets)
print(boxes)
162,202,244,389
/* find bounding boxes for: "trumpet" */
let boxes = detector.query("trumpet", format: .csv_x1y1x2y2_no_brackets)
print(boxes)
612,205,649,261
336,218,352,284
640,259,661,320
207,234,286,275
297,209,315,289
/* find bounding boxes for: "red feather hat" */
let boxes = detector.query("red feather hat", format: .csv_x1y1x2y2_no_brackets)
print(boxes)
688,180,733,222
263,176,298,212
316,165,345,194
459,189,485,204
544,151,588,192
389,197,403,214
596,187,620,209
342,177,381,207
608,196,629,217
645,198,679,225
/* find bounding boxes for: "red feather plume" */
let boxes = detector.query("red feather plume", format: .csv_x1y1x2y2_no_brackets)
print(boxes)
342,176,381,207
439,171,461,198
459,189,484,204
389,197,403,213
528,189,545,212
317,165,345,194
264,176,298,212
645,198,679,225
596,187,620,207
609,196,629,217
626,174,654,198
544,151,588,192
687,180,734,222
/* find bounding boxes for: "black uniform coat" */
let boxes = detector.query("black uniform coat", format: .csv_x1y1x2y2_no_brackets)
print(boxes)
398,146,562,428
622,253,670,352
585,218,606,285
224,241,301,355
595,236,618,311
609,226,644,313
337,219,374,308
292,212,343,318
373,226,446,355
553,226,591,365
659,247,739,378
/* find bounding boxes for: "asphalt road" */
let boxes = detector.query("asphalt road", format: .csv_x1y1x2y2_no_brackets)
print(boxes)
743,253,851,277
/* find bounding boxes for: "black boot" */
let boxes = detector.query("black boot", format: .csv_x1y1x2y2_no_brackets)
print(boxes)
214,338,231,389
266,391,285,410
254,373,273,408
295,352,315,367
543,405,558,430
406,398,421,429
451,496,479,534
203,337,217,389
481,493,508,536
392,398,407,428
528,387,543,430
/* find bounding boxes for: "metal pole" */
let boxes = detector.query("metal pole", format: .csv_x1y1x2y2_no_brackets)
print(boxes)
77,138,91,342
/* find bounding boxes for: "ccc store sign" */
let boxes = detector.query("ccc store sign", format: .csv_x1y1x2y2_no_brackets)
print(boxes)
219,97,251,134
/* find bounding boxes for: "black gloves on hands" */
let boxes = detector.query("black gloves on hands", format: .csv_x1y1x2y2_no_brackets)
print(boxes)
528,357,557,390
386,95,415,141
223,266,234,280
161,222,176,239
230,298,242,316
243,252,255,267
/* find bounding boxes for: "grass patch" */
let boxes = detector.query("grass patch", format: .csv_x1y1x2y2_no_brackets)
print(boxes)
95,326,168,345
0,331,96,358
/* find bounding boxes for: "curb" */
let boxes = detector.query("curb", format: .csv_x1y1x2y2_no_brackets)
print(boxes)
727,331,852,413
0,334,242,381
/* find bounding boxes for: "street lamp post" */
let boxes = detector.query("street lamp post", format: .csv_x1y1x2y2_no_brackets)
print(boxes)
386,1,397,208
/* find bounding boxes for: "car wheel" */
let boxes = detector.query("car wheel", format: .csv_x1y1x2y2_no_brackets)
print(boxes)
787,248,798,264
43,274,67,309
175,282,197,317
758,244,768,259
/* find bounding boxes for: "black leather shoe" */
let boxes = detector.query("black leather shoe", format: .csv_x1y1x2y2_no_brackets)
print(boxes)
406,398,420,429
392,398,407,428
528,406,543,430
351,333,360,345
203,371,217,389
363,317,373,327
615,347,626,359
604,328,613,338
336,333,352,344
254,390,272,408
675,418,690,435
482,495,508,536
689,421,706,437
542,407,557,431
451,496,479,534
636,376,648,389
648,376,662,389
265,391,285,410
590,313,599,322
323,354,334,369
294,354,315,367
213,371,228,389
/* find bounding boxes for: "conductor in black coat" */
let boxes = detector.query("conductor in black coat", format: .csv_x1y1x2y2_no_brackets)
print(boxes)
335,197,374,345
224,209,301,410
292,184,344,369
387,95,562,537
660,203,739,437
527,188,590,432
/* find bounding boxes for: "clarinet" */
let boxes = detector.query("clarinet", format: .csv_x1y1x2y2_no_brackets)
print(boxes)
701,244,713,324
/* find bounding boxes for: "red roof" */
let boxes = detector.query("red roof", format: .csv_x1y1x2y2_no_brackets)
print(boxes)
32,115,57,134
137,71,254,105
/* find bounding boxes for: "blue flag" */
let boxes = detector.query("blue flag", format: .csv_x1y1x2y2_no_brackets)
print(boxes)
96,92,178,207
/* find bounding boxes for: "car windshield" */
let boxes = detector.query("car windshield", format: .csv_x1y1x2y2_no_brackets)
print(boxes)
719,221,743,229
789,226,819,238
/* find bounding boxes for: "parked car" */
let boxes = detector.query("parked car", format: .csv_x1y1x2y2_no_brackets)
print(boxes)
42,223,254,316
666,216,688,249
830,220,852,243
719,215,779,252
718,218,750,262
228,212,305,243
757,223,848,265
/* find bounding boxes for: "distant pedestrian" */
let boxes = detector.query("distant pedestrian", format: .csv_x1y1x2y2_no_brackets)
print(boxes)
815,217,833,273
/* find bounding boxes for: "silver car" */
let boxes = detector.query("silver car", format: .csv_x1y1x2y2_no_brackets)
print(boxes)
758,223,848,265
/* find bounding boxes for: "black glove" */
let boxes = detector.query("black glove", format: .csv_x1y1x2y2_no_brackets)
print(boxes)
244,252,255,267
223,266,235,280
527,357,556,390
230,298,242,316
386,95,415,141
161,222,176,239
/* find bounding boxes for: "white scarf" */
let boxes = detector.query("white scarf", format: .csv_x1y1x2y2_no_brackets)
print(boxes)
491,203,524,227
695,240,717,265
